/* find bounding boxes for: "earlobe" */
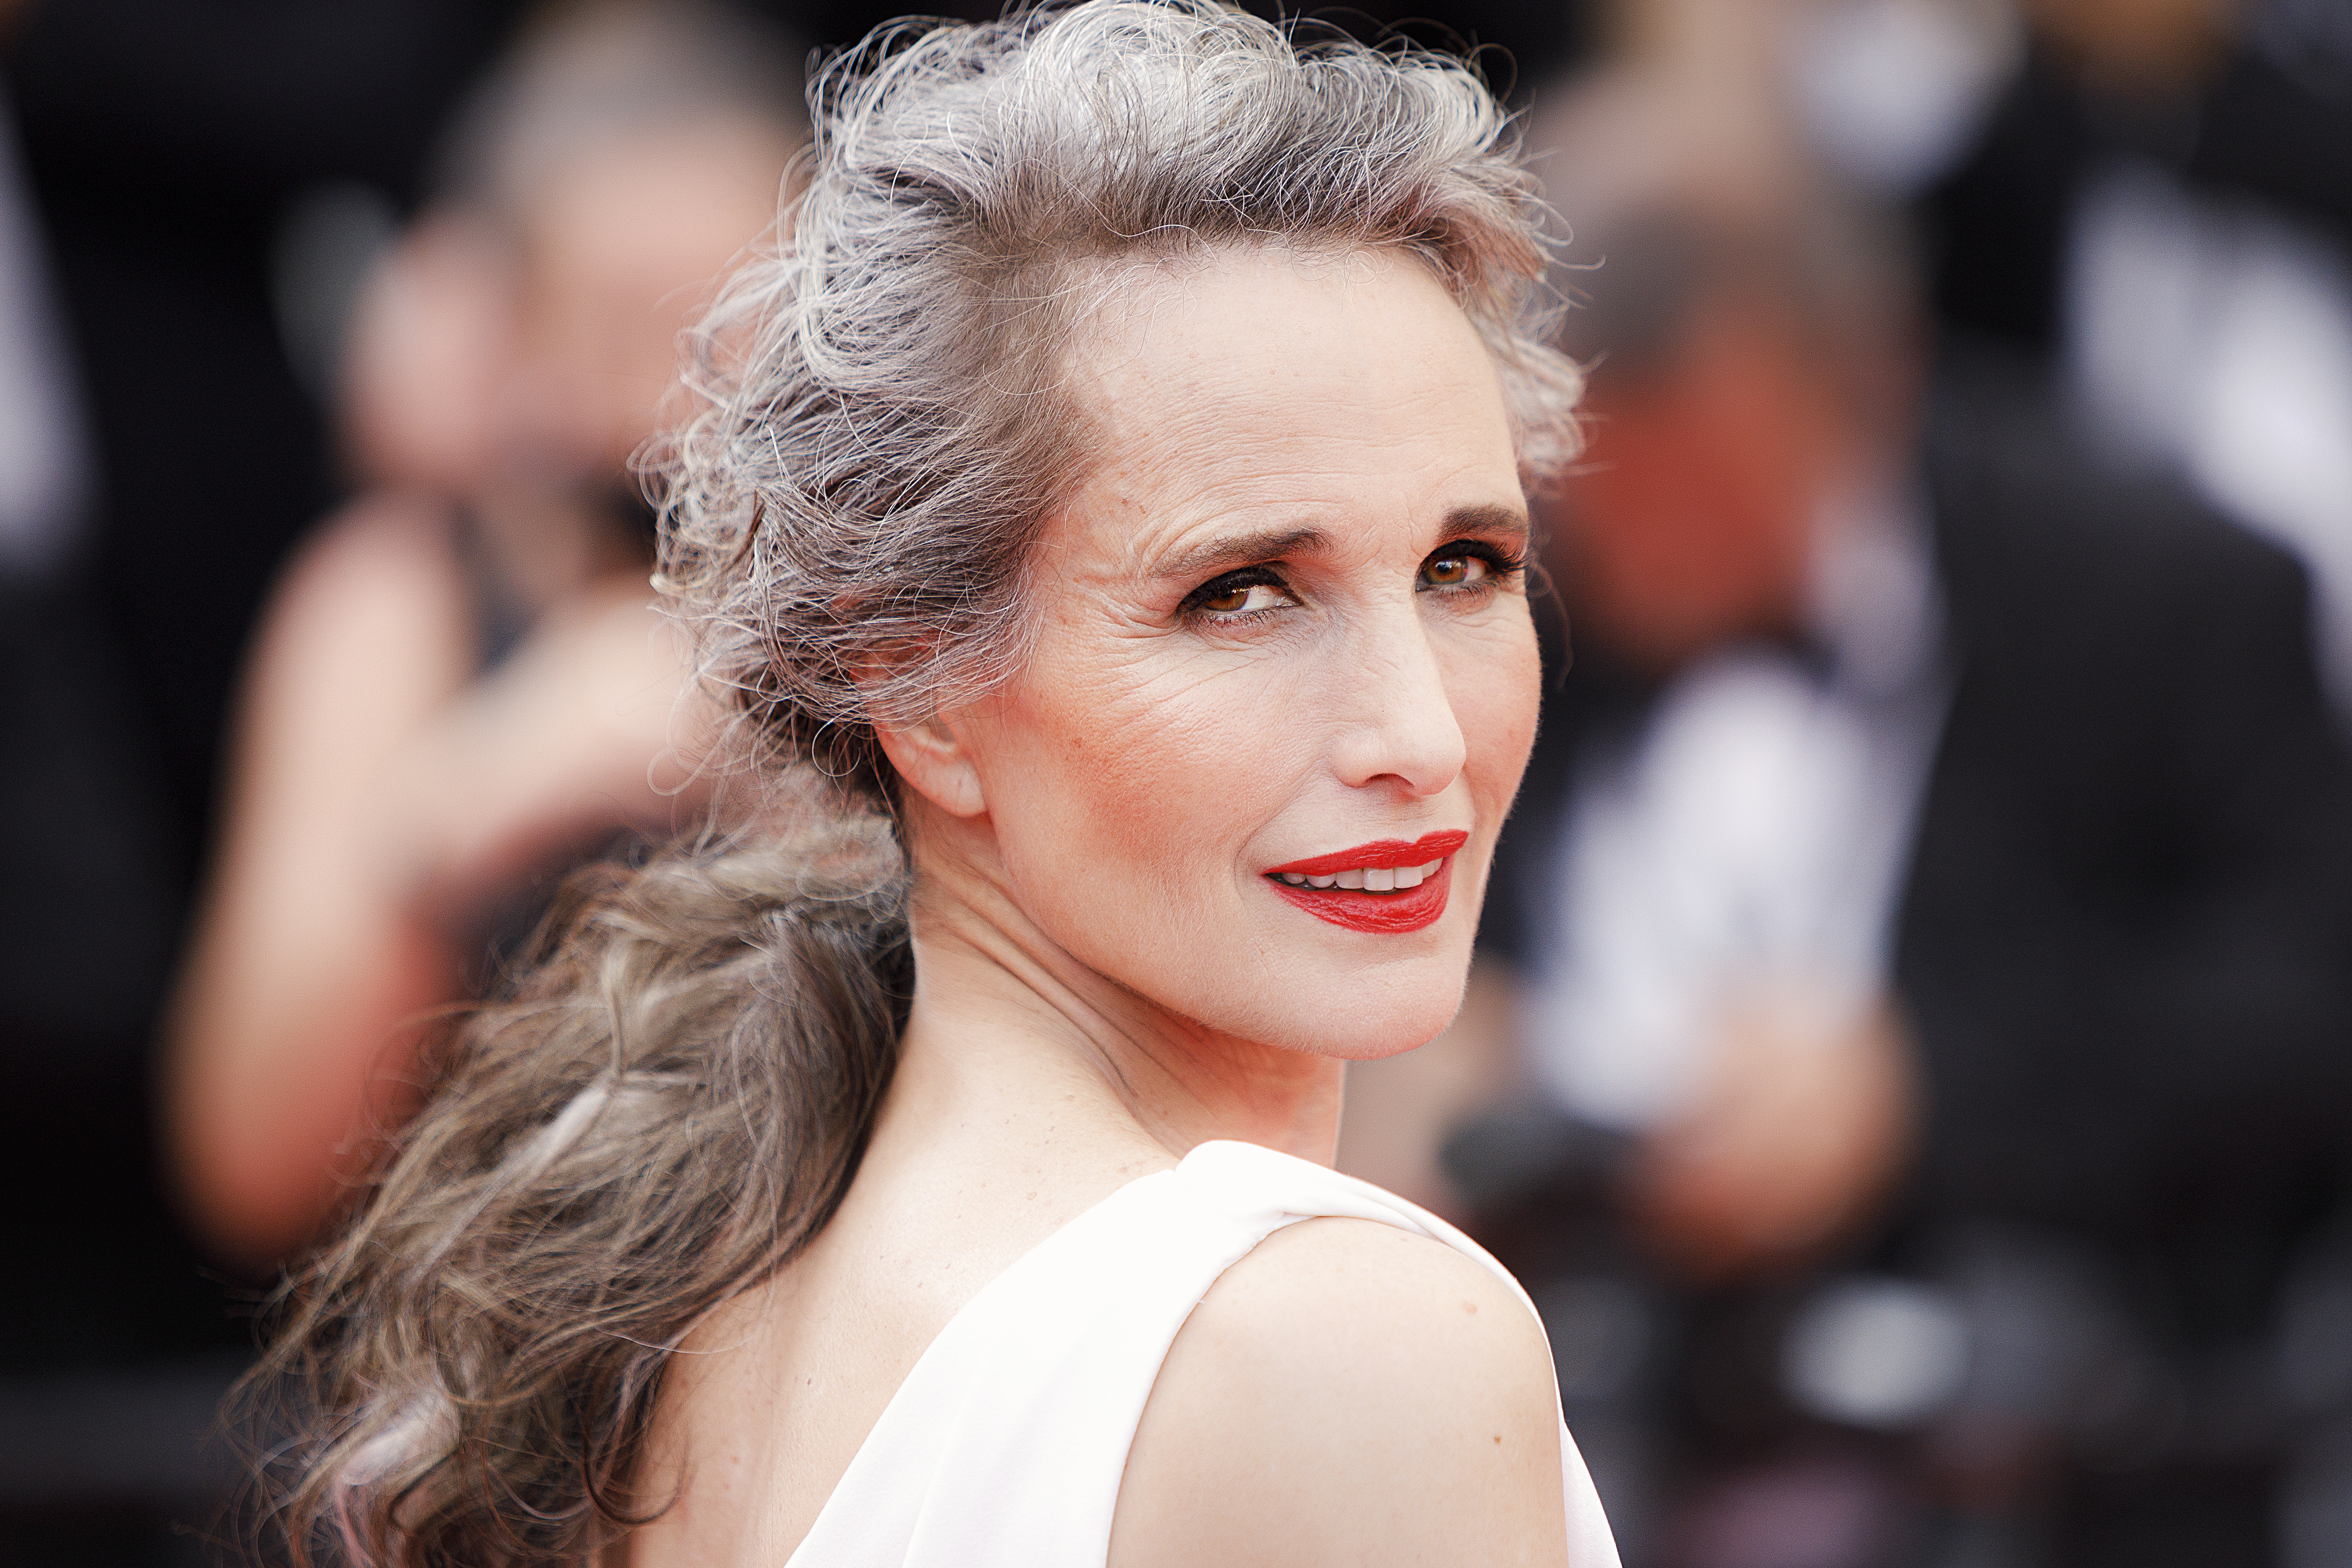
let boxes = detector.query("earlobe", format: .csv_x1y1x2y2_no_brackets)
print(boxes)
874,712,987,819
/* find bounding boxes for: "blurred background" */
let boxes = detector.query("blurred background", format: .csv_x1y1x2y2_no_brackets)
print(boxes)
1,0,2347,1563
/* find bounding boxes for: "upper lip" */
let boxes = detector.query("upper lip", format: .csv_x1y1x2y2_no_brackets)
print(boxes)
1265,830,1470,877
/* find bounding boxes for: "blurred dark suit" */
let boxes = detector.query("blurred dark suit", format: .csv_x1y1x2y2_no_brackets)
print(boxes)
1927,34,2352,357
1897,354,2352,1295
1485,350,2352,1563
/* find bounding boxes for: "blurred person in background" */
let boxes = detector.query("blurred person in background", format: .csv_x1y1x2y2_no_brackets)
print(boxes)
165,0,803,1280
1791,0,2352,708
1970,0,2352,718
1345,34,2352,1568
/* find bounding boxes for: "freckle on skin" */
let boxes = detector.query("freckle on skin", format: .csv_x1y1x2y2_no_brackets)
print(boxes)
1462,1300,1477,1314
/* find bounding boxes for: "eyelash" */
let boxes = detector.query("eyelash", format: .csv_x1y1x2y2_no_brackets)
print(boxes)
1178,541,1525,623
1180,566,1292,622
1421,542,1526,599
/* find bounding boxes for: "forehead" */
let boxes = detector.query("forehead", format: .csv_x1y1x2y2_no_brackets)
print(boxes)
1048,246,1521,568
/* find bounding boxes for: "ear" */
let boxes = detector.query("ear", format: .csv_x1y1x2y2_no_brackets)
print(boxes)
873,710,987,819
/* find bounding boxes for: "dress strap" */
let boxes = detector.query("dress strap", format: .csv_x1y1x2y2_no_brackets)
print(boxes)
785,1157,1265,1567
785,1140,1619,1567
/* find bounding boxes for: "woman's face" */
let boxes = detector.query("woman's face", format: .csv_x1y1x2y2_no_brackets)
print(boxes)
922,246,1540,1061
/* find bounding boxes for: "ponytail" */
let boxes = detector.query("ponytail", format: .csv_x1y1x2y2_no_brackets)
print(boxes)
250,794,908,1565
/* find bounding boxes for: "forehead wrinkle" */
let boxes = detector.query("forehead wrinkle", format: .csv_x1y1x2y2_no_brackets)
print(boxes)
1050,248,1523,587
1073,249,1486,449
1072,436,1359,583
1077,447,1522,593
1079,379,1515,559
1086,392,1466,527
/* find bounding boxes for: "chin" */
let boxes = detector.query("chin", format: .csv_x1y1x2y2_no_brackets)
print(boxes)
1236,935,1474,1063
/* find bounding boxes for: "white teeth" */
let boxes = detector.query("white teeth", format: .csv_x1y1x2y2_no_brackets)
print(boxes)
1282,856,1448,896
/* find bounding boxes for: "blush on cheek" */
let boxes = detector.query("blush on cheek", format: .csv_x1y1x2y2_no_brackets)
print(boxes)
1442,616,1540,918
981,655,1257,951
1452,618,1541,775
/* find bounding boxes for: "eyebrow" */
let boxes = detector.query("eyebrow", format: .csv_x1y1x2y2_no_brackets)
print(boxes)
1155,526,1330,582
1442,503,1533,548
1153,505,1532,583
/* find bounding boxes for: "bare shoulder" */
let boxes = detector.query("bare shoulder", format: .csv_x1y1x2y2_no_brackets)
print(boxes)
276,491,457,598
247,494,467,679
1109,1216,1569,1568
238,494,472,741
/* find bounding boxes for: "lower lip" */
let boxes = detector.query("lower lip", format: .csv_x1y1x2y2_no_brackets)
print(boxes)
1266,858,1455,935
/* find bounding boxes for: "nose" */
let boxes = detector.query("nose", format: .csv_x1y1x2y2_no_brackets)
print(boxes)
1326,597,1467,798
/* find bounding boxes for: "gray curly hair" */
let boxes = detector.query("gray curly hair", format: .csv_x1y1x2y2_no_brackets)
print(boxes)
253,4,1581,1564
664,0,1582,797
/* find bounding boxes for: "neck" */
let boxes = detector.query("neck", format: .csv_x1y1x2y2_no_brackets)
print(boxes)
887,845,1347,1172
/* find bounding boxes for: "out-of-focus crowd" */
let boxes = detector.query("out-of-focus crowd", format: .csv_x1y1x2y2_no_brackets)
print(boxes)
0,0,2346,1563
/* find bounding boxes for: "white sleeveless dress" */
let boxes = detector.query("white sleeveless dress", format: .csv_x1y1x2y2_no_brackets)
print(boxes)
783,1139,1621,1566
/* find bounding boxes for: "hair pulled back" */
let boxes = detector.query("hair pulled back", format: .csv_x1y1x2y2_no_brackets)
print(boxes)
255,4,1581,1562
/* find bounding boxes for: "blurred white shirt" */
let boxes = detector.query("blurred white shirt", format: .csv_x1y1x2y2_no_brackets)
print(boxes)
1526,488,1949,1131
2067,160,2352,710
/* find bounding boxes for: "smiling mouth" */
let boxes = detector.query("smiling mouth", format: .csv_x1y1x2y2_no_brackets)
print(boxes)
1272,858,1443,892
1262,831,1469,935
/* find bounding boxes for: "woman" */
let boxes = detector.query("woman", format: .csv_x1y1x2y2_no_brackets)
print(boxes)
260,3,1611,1564
169,0,800,1275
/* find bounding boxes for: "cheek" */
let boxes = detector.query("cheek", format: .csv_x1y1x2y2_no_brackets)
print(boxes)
976,633,1303,935
1450,606,1540,785
1443,607,1540,909
962,593,1535,1055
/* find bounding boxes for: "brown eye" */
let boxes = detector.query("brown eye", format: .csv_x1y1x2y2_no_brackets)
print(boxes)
1183,570,1294,619
1422,553,1490,589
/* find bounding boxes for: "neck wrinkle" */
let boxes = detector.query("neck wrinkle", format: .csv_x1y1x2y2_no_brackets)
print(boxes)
894,853,1346,1169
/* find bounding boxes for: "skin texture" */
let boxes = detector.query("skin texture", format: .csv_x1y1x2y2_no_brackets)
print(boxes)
628,247,1567,1566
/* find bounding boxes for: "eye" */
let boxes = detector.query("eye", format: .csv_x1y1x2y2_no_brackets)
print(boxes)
1182,567,1298,621
1421,553,1490,589
1419,542,1521,595
1200,581,1287,614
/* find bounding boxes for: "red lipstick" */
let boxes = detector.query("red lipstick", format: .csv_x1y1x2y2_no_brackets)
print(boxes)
1264,830,1469,935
